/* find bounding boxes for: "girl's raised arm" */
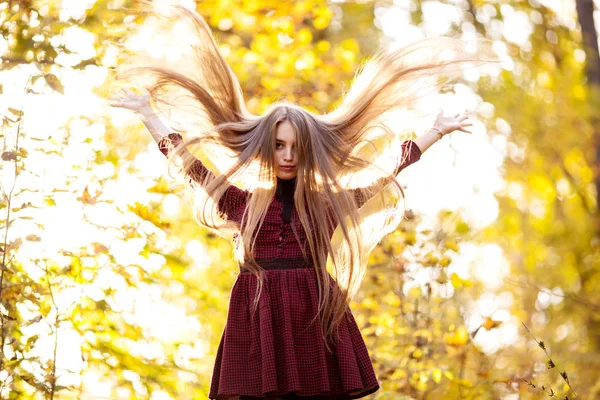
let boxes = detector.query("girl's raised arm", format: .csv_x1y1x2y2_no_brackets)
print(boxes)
109,89,248,222
151,122,249,224
351,139,422,208
351,110,472,208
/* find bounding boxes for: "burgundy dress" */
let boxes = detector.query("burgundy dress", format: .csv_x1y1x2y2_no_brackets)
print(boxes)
158,133,422,399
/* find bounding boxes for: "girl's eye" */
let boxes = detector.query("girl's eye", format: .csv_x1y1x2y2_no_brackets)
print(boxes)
276,143,283,149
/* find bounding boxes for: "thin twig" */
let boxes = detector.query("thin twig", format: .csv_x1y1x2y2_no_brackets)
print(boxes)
0,73,33,377
521,321,578,399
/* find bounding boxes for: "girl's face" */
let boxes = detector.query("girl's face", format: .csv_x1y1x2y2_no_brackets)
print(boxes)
274,120,298,180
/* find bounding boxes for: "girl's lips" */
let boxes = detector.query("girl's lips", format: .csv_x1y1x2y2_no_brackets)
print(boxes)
281,166,295,170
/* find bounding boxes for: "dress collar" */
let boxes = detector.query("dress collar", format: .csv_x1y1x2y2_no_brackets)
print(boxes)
275,176,296,223
275,176,296,200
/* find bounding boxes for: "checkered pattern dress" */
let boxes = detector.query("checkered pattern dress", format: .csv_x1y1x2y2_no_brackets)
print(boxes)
158,133,422,399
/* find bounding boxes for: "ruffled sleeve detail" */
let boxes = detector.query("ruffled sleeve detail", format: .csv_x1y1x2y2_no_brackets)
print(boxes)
394,139,422,175
157,132,182,157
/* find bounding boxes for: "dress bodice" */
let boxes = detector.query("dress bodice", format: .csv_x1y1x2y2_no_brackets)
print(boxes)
158,132,422,264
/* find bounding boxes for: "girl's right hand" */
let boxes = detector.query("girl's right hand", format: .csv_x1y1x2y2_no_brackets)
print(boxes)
109,88,151,114
432,109,472,136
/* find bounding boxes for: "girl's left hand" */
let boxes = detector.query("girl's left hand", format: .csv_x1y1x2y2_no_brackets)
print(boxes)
433,109,473,137
109,88,151,114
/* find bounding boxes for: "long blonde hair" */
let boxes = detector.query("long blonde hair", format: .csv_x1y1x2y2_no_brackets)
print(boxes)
116,2,498,351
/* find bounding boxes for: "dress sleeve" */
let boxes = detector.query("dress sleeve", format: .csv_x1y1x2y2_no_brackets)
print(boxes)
351,139,422,208
158,132,248,222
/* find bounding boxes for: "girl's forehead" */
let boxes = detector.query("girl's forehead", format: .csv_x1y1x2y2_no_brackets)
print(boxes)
276,121,297,141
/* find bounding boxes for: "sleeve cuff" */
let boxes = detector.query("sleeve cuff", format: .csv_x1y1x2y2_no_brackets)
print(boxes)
408,139,422,160
158,132,183,157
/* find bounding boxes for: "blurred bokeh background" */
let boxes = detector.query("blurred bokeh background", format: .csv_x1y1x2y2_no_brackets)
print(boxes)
1,0,599,398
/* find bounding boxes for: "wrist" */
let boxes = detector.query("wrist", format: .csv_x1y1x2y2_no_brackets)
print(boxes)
427,127,444,140
138,104,154,118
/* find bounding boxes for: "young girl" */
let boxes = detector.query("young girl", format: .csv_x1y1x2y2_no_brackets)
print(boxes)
110,4,494,399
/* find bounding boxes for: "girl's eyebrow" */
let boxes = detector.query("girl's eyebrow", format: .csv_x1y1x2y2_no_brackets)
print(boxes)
275,139,296,146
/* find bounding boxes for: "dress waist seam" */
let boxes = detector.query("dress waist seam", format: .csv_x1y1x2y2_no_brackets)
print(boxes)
239,258,314,273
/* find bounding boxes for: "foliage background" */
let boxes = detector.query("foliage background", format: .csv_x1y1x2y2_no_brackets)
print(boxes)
1,0,599,399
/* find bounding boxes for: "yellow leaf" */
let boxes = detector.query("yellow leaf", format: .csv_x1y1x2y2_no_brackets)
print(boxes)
91,242,109,254
444,326,469,346
362,297,378,309
450,273,472,288
404,231,416,245
417,372,428,391
445,239,459,252
450,273,462,288
296,27,312,45
456,378,473,387
432,369,442,383
312,7,332,30
316,40,330,52
260,76,280,90
341,49,355,63
278,17,294,34
482,317,503,330
44,196,56,206
127,202,170,229
573,84,585,99
536,71,552,88
408,286,422,298
147,177,172,194
391,369,407,380
383,292,401,307
395,326,410,335
341,38,360,53
8,107,24,117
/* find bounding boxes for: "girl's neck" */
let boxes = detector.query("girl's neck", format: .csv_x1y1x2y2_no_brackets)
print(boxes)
275,176,296,198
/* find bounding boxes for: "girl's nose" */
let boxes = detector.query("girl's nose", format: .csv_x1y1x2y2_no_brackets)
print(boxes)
284,148,293,160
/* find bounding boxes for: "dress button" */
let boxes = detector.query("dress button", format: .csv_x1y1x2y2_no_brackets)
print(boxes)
278,235,283,241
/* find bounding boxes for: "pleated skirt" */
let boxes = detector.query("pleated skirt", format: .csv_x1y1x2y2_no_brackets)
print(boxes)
208,260,380,399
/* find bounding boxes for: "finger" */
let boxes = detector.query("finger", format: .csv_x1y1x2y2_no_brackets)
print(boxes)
454,113,459,118
459,127,472,134
461,121,473,126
